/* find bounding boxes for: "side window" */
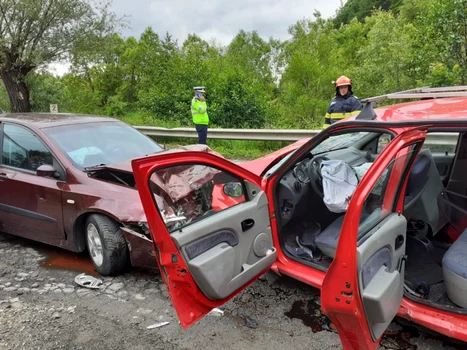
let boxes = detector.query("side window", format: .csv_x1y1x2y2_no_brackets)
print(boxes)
149,164,246,233
2,124,53,171
423,132,458,154
358,144,420,238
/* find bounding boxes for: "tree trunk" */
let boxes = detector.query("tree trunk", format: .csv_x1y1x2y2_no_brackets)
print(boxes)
0,69,32,113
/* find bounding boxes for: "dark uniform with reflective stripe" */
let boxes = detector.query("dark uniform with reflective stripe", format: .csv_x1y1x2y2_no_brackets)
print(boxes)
324,93,362,128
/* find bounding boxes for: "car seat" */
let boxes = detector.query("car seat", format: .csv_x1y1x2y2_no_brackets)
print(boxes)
403,149,447,236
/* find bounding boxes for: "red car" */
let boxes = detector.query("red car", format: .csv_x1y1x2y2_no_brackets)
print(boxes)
131,88,467,349
0,113,231,275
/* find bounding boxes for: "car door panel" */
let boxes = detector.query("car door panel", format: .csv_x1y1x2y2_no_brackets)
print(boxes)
358,213,407,340
170,189,275,300
0,171,64,239
132,151,276,328
0,122,65,239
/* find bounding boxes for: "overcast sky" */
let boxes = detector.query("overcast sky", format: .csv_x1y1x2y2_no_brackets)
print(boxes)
49,0,344,75
113,0,343,44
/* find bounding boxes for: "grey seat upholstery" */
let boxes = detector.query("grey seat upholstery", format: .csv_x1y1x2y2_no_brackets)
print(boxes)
442,229,467,308
314,149,447,258
315,211,377,258
314,215,345,258
404,153,431,205
403,149,447,236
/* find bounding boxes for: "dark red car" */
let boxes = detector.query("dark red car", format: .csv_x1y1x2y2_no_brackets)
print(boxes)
0,113,230,275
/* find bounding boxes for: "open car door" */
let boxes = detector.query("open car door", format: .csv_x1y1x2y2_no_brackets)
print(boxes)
321,129,427,350
132,152,276,329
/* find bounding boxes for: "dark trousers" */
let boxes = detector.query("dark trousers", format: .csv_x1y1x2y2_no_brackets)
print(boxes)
195,124,208,144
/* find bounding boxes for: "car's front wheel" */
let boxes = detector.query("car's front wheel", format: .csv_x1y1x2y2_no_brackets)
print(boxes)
85,214,130,276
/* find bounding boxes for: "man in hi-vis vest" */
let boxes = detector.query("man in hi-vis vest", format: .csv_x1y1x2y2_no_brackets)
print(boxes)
191,86,209,144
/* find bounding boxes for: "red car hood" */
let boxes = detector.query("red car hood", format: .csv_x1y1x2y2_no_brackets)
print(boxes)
98,139,308,177
239,138,309,175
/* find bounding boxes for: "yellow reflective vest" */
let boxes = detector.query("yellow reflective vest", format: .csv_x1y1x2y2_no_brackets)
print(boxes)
191,97,209,125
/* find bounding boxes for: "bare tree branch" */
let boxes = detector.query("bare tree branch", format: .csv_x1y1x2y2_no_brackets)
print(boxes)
0,0,121,112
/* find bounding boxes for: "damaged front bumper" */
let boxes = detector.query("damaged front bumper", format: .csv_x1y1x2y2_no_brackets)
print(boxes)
121,223,158,270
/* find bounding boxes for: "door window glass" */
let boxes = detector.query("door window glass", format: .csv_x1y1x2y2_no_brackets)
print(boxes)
2,124,53,171
150,164,246,232
358,144,421,238
423,132,458,154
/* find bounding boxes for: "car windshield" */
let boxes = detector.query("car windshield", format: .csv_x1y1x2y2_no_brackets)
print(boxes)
312,132,370,155
43,121,163,169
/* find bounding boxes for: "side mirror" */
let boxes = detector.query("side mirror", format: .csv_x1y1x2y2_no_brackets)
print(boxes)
37,164,59,178
223,182,244,198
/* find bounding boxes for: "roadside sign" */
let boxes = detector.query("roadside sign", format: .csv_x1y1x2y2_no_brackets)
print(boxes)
50,104,58,113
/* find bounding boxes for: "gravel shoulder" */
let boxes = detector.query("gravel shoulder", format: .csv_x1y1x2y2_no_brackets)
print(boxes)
0,233,463,350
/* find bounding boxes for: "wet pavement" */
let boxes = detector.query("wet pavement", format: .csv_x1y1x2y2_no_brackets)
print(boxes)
0,232,465,350
38,244,99,276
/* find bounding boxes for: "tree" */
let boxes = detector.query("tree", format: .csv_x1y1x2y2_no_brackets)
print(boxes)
27,72,65,112
276,12,343,127
0,0,119,112
412,0,467,85
0,82,8,112
334,0,401,26
353,11,416,97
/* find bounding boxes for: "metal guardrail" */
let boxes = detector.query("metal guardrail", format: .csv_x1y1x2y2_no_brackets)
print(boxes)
135,126,319,142
135,126,458,145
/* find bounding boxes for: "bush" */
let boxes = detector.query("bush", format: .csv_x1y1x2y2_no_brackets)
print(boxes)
105,95,128,117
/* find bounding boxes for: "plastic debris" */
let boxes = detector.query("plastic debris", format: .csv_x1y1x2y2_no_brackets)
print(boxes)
243,316,258,329
74,273,102,289
207,308,224,317
147,321,170,329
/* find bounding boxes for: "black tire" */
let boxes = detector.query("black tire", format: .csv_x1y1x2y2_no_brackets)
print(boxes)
85,214,129,276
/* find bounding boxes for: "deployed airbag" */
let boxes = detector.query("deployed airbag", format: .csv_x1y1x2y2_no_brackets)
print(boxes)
321,160,358,213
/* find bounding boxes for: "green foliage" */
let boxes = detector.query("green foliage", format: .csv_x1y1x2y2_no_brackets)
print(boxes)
9,0,467,140
0,83,9,112
0,0,120,112
105,96,128,117
276,13,343,128
353,11,416,97
411,0,467,85
334,0,401,25
27,73,65,112
208,69,269,128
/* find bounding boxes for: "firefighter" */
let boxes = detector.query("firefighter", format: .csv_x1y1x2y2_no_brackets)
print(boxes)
323,76,362,128
191,86,209,144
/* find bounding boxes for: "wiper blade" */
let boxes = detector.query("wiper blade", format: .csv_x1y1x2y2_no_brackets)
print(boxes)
84,164,106,171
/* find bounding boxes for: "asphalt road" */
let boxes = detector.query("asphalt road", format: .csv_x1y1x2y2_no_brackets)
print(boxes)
0,232,464,350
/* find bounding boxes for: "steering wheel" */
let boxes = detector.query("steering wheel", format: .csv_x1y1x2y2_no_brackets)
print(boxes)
307,156,327,198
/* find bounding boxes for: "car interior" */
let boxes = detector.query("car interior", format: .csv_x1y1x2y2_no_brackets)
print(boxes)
274,129,467,315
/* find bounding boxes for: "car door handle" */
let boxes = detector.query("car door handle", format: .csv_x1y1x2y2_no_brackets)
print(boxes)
241,219,255,232
395,234,405,250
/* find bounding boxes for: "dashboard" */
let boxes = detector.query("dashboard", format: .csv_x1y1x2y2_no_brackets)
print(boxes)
277,147,374,226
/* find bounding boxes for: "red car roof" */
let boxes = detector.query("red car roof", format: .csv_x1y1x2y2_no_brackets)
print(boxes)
371,97,467,122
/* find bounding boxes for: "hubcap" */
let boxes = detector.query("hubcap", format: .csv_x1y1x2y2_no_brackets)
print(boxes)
87,223,103,267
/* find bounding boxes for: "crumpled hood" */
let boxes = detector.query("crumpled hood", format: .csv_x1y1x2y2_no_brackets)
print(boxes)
88,144,224,174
